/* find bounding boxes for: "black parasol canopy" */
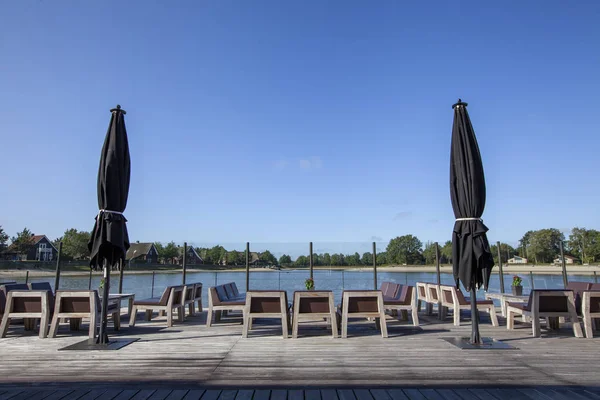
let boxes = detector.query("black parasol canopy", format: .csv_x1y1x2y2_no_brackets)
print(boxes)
450,99,494,344
88,105,131,344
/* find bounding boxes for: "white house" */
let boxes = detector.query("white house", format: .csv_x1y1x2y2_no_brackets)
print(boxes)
553,255,577,265
508,256,528,264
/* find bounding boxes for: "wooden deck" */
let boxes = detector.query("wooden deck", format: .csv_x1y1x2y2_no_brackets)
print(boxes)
0,308,599,397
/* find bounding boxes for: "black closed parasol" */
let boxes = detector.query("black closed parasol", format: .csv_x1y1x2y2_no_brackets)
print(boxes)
88,105,131,345
450,99,495,345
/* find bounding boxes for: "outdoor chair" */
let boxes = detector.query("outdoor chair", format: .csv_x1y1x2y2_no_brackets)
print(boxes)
291,290,337,338
49,290,120,339
506,289,583,338
189,282,203,313
1,284,31,327
582,283,600,339
129,285,185,328
566,281,592,315
439,285,498,327
242,290,290,339
0,287,51,339
337,290,388,338
382,283,419,326
415,282,434,315
183,284,197,317
206,284,246,327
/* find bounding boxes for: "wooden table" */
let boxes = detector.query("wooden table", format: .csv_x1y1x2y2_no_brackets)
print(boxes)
291,290,337,339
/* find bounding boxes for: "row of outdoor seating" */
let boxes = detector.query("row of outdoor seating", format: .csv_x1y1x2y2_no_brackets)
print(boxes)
129,282,203,328
505,282,600,338
415,282,499,327
0,283,121,339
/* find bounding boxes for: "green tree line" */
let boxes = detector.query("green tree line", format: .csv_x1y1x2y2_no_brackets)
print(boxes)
2,225,599,266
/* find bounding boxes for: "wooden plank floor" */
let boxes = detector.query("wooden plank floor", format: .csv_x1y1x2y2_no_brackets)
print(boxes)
0,309,599,392
0,387,599,400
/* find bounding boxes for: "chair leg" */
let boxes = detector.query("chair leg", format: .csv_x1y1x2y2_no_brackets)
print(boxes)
129,307,137,327
166,309,173,328
506,309,514,330
39,310,49,339
583,314,593,339
532,317,541,337
178,307,184,322
145,309,153,321
379,311,388,338
417,300,422,312
488,306,499,327
89,312,97,340
49,315,60,338
206,308,213,327
0,315,11,338
113,312,120,331
281,315,288,339
341,315,348,339
412,306,420,327
242,312,250,338
197,300,203,313
453,306,460,326
188,303,194,317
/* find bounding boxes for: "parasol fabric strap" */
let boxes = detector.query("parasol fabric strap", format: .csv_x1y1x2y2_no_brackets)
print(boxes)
97,209,124,218
455,217,482,221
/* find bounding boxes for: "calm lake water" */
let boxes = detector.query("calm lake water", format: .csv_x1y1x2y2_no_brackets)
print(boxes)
3,270,598,306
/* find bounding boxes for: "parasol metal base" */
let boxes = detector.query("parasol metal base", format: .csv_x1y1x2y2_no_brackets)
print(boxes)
442,336,516,350
59,338,139,351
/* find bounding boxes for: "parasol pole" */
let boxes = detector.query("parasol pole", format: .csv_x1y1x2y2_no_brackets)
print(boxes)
470,283,481,344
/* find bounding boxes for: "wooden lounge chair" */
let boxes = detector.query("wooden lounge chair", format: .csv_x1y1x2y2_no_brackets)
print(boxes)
1,284,34,330
1,288,51,338
382,283,419,326
582,283,600,339
415,282,434,314
506,289,583,338
49,290,120,339
189,282,203,313
242,290,289,339
183,284,197,317
439,285,498,327
291,290,337,339
337,290,388,338
129,286,184,328
566,282,591,315
206,284,245,327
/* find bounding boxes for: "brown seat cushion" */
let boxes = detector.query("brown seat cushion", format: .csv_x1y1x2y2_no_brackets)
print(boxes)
134,297,163,306
220,300,245,306
507,302,530,311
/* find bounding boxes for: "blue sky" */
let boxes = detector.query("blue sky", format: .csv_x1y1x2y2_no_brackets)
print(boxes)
1,1,599,252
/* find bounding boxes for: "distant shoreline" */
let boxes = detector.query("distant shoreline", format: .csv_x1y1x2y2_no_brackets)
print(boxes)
1,264,599,279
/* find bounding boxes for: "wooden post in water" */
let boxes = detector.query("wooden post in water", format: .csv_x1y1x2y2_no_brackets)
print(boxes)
182,242,187,285
88,268,93,290
151,271,155,298
529,271,535,290
373,242,377,290
118,259,124,294
309,242,313,280
594,271,598,284
246,242,250,292
560,241,568,289
435,242,441,287
25,270,29,285
54,241,63,291
496,241,505,293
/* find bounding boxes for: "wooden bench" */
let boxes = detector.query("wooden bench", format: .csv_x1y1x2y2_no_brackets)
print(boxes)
206,283,246,327
291,290,337,339
439,285,498,327
381,282,419,326
0,289,51,339
338,290,387,339
582,283,600,339
49,290,120,339
129,285,185,328
506,289,583,338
